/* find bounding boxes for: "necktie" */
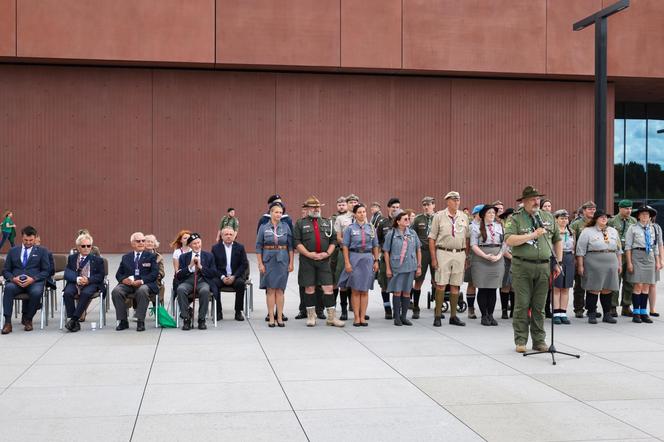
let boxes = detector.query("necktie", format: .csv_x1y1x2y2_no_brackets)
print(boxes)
360,225,366,250
645,225,652,254
313,218,322,253
488,223,495,243
399,234,408,265
134,253,140,275
79,255,85,271
449,216,456,238
22,248,28,266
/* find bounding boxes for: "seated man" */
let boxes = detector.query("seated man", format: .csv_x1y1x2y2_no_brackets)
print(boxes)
20,234,55,320
175,233,218,330
2,226,50,334
211,226,249,321
112,232,158,332
63,233,105,332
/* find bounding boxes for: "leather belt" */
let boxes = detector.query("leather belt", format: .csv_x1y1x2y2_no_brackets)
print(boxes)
349,248,372,253
436,246,464,253
588,250,617,253
563,251,574,255
631,247,647,251
263,245,288,250
477,244,501,248
513,256,549,264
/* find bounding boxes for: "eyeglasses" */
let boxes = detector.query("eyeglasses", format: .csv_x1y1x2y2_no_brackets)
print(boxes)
79,244,92,248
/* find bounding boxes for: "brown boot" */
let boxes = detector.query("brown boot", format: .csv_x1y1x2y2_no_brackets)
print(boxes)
306,307,316,327
325,307,345,327
1,322,12,335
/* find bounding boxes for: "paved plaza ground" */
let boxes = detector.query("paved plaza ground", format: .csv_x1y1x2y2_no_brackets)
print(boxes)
1,254,664,441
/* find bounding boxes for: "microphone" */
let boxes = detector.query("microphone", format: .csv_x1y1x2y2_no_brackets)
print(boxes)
534,210,545,229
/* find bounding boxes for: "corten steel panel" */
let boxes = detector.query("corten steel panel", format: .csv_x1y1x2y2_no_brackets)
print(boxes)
449,79,614,212
604,0,664,78
17,0,215,63
403,0,547,74
274,73,452,217
546,0,601,75
216,0,340,67
152,70,276,252
0,65,152,253
341,0,402,69
0,0,15,56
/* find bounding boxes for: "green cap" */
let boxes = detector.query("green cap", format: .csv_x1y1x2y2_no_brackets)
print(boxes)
618,199,633,208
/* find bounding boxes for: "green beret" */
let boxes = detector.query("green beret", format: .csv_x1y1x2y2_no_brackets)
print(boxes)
618,199,633,208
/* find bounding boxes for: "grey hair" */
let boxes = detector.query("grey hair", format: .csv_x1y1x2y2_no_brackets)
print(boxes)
221,226,236,235
145,234,160,248
76,233,93,246
130,232,144,242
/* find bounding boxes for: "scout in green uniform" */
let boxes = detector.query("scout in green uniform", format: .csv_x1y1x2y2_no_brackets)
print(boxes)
608,199,637,316
569,201,596,318
410,196,436,319
216,208,239,241
329,196,349,319
377,198,401,319
293,196,344,327
505,186,562,353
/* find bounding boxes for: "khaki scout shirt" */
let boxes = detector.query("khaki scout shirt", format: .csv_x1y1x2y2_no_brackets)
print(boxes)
504,208,561,261
294,216,336,252
428,208,469,250
333,212,354,236
607,215,637,248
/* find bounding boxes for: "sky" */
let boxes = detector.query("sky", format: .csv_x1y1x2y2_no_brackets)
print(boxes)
614,118,664,167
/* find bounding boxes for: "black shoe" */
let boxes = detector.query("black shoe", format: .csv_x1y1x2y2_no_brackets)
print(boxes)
66,319,81,332
480,316,491,326
449,316,466,326
198,320,207,330
385,308,393,320
489,315,498,326
632,315,642,324
182,319,191,330
265,314,270,322
217,310,223,320
501,310,508,319
268,322,276,328
610,307,618,318
360,322,368,327
353,322,361,327
116,320,129,331
234,312,245,321
602,314,617,324
339,312,348,321
588,313,598,324
295,311,307,320
412,309,420,319
545,312,553,319
650,311,660,317
364,315,370,320
277,321,285,327
575,310,584,319
401,318,413,326
282,314,288,322
136,321,145,332
433,316,442,327
316,311,326,320
641,315,653,324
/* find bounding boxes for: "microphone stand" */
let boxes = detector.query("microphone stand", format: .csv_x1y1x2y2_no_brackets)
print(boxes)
523,212,580,365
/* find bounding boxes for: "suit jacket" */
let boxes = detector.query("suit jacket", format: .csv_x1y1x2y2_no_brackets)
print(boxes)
64,253,105,291
2,245,50,282
176,250,219,290
115,251,159,293
211,241,249,279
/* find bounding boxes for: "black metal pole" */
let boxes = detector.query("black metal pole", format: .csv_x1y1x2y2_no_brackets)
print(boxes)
595,18,608,209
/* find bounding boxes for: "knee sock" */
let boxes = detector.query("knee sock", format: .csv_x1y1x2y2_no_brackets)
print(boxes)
585,293,598,314
500,291,509,311
450,291,459,317
392,295,401,320
382,292,391,311
599,294,612,315
333,288,339,304
434,288,444,318
643,293,650,315
476,289,488,316
340,290,348,309
401,296,410,319
488,290,497,315
305,293,316,308
412,289,421,310
323,294,335,308
299,286,306,313
467,292,475,309
632,293,642,315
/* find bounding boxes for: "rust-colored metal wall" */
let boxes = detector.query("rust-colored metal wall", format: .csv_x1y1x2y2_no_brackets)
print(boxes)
0,0,15,57
0,65,609,252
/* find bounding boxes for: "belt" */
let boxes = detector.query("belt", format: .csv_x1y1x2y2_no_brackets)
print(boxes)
349,248,372,254
437,246,464,253
632,247,647,251
263,245,288,250
513,256,549,264
588,250,617,253
563,251,573,255
477,244,501,248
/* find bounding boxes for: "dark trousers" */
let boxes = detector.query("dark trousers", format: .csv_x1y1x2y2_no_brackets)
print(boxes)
112,283,151,321
0,231,14,251
218,277,246,312
2,282,44,320
176,276,210,321
63,283,99,319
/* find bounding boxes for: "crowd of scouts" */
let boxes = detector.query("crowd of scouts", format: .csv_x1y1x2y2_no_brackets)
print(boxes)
255,187,662,352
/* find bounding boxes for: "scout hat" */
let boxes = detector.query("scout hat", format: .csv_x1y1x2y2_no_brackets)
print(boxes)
499,208,515,220
633,205,657,218
346,194,359,203
444,191,460,200
303,196,325,208
591,209,611,220
187,232,201,245
479,205,498,218
471,204,485,215
421,196,435,204
553,209,569,218
618,199,633,208
516,186,545,201
581,200,597,209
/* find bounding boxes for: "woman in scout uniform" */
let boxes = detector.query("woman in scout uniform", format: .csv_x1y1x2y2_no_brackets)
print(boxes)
470,205,505,326
648,215,663,317
384,212,422,326
499,208,515,319
464,204,484,320
625,206,661,324
552,210,574,324
338,204,380,326
256,202,294,327
575,209,621,324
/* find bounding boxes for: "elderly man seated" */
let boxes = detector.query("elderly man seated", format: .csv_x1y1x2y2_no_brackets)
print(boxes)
112,232,159,332
212,226,249,321
2,226,50,334
175,233,219,330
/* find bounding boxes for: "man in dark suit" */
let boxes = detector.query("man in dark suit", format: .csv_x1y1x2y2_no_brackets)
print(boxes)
112,232,158,332
2,226,50,334
63,233,105,332
175,233,219,330
212,227,249,321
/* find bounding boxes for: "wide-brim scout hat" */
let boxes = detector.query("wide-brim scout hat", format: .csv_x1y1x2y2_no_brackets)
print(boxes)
498,208,515,220
516,186,545,201
591,209,611,220
633,205,657,218
187,233,201,245
479,205,498,218
444,191,460,200
471,204,485,215
303,196,325,208
581,200,597,209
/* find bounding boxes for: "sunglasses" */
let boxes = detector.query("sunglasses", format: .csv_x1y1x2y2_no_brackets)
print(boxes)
80,244,92,248
134,239,145,243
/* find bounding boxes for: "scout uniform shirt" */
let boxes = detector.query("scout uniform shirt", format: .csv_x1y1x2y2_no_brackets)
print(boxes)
412,213,434,250
625,222,660,255
294,216,336,253
569,216,592,241
608,214,637,249
333,212,354,238
576,226,622,256
377,216,395,247
504,208,561,260
428,208,469,251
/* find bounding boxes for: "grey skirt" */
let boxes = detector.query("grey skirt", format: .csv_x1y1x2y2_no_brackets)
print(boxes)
471,246,505,289
582,252,619,291
626,248,657,284
338,252,375,292
502,258,512,287
387,271,416,293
